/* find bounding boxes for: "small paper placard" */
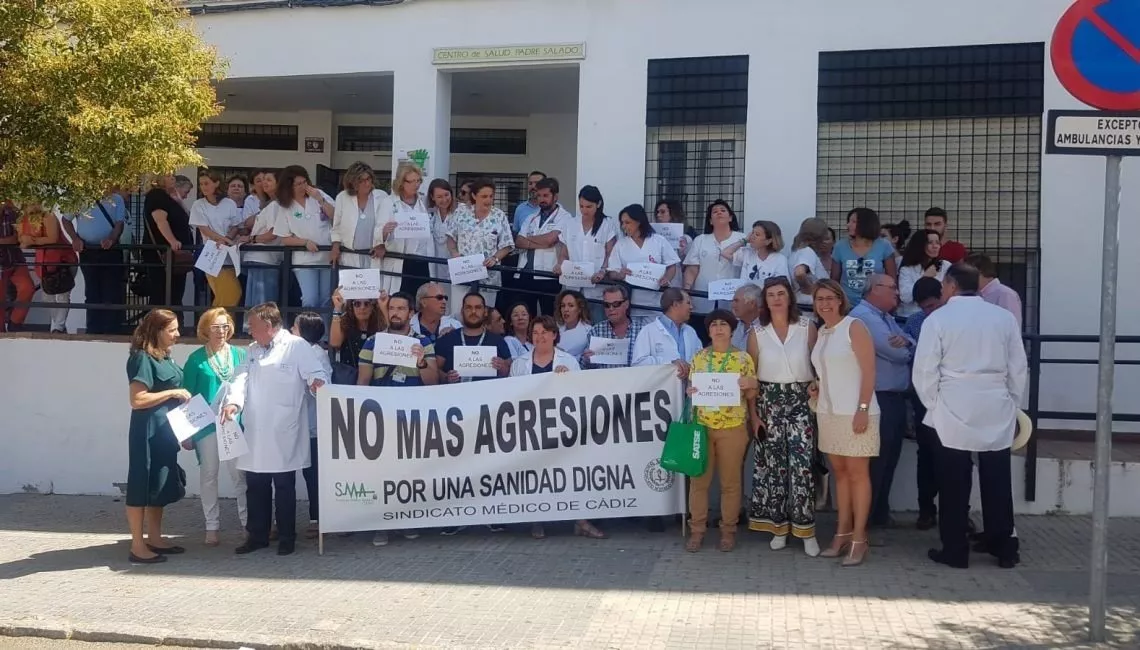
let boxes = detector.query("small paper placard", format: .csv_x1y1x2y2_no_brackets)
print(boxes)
690,372,742,408
654,223,684,249
707,278,748,301
195,240,229,277
216,416,249,461
166,394,215,442
626,262,667,290
367,332,420,367
393,212,432,239
559,260,596,288
454,345,498,378
587,336,629,366
339,268,382,300
448,254,490,285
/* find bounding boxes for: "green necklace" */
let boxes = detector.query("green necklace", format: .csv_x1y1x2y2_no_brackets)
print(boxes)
206,344,234,381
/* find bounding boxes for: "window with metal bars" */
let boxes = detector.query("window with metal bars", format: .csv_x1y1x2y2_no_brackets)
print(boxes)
452,172,528,213
450,129,527,155
644,55,748,230
337,126,393,152
815,43,1044,331
197,123,299,151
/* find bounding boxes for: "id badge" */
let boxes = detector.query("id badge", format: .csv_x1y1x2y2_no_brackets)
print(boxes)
391,370,407,384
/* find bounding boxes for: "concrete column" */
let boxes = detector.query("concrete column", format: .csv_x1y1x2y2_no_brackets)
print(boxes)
392,66,452,181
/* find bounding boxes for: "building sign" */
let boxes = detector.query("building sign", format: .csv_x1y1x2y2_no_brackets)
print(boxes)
1047,110,1140,156
433,43,586,66
304,137,325,154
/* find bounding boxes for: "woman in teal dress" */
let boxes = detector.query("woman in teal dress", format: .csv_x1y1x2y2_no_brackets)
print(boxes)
182,307,248,546
125,308,190,564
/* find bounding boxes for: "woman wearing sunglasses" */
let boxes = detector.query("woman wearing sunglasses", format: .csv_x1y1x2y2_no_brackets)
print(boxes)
330,288,387,384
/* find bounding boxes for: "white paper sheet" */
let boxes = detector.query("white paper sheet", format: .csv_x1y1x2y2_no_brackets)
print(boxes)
559,260,596,288
587,336,630,366
448,254,490,285
216,416,250,461
393,212,432,239
626,262,667,290
339,268,382,300
166,394,215,443
707,278,748,301
690,372,741,408
367,332,420,367
453,345,498,378
194,241,228,277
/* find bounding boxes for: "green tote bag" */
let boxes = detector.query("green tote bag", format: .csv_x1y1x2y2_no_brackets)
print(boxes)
659,398,708,477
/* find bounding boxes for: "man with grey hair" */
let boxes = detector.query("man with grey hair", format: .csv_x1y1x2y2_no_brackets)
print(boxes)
850,273,914,529
409,281,461,344
583,284,645,369
731,283,763,350
632,287,700,378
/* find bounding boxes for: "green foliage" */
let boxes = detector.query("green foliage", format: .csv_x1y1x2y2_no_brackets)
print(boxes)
0,0,224,210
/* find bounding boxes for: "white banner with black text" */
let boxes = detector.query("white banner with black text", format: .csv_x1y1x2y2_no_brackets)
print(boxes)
317,365,686,533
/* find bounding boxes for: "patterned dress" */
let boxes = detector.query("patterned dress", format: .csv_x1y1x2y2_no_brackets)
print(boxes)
748,318,818,538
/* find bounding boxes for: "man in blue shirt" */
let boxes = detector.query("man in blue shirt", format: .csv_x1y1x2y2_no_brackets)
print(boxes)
61,191,127,335
851,273,914,528
511,170,546,234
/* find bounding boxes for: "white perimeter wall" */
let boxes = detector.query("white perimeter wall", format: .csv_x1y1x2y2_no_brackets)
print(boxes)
2,336,1139,516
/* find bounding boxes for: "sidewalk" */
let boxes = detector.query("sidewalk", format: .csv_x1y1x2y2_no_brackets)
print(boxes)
1,494,1138,649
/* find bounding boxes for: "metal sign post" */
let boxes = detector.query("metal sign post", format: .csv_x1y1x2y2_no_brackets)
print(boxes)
1089,154,1121,641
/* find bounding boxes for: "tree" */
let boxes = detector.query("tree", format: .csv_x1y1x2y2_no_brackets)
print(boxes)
0,0,223,211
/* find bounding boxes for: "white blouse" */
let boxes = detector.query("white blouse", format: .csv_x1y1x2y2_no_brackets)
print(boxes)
735,248,790,286
272,193,334,267
897,260,951,317
754,317,814,383
683,231,747,312
559,216,618,300
390,194,434,258
608,234,681,314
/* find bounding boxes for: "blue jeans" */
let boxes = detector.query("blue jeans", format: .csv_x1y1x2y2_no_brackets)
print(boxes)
870,390,908,526
244,264,280,311
293,267,332,331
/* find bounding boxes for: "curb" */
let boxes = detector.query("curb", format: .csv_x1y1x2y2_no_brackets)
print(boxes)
0,622,403,650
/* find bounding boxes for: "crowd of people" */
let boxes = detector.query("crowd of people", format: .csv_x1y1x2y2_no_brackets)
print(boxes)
113,162,1029,572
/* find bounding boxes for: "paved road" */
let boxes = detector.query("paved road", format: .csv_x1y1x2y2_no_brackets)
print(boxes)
1,494,1138,649
2,640,200,649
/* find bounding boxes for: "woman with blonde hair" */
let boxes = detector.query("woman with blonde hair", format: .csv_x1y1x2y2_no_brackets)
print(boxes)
810,279,879,566
189,169,244,307
331,161,394,272
554,289,592,358
17,202,76,333
387,162,434,295
125,309,190,563
181,307,248,546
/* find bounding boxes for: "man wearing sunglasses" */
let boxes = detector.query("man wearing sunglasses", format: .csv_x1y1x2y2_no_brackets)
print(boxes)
581,285,646,369
409,282,461,345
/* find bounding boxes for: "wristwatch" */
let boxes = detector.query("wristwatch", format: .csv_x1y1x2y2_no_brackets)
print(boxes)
857,403,869,412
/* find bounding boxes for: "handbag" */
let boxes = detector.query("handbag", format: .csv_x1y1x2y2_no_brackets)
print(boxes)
40,266,76,295
659,398,708,477
134,213,193,297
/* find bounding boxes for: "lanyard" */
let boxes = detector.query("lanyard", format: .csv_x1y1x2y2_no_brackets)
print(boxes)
462,329,487,347
706,349,734,374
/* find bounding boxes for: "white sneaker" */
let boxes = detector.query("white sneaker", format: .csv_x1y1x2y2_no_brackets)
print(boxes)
402,531,420,540
803,536,821,557
770,535,788,551
372,532,389,547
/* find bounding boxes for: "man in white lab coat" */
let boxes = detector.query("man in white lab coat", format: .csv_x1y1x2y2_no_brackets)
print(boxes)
913,265,1027,569
632,287,702,377
222,302,329,556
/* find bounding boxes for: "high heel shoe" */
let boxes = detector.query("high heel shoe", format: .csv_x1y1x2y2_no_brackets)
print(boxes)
841,539,869,567
819,532,852,558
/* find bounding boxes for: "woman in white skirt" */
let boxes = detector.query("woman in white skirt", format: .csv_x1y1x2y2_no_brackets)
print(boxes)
810,279,878,567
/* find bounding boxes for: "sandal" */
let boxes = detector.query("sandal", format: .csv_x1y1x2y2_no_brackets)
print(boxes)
530,524,546,540
685,532,704,553
718,531,737,552
574,520,607,539
204,531,220,547
819,532,852,558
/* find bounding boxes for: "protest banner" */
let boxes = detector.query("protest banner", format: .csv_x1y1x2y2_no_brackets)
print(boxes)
316,365,685,535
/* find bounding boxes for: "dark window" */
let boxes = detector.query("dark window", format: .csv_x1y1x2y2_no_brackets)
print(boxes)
645,55,749,227
196,123,299,151
646,55,749,128
452,172,528,213
337,126,393,152
815,43,1045,329
818,43,1045,122
450,129,527,155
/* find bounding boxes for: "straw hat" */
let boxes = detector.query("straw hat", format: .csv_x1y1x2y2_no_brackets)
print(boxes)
1012,410,1034,451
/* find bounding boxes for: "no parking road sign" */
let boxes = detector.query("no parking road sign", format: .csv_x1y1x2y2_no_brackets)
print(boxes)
1051,0,1140,110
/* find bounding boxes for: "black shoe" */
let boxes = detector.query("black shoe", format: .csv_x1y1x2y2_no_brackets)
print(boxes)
928,548,969,569
916,513,937,531
440,526,467,536
235,541,269,555
146,544,185,555
998,554,1020,569
128,552,167,564
646,517,665,533
277,540,295,556
486,524,506,533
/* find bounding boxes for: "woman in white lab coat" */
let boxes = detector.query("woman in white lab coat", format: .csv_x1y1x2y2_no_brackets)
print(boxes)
607,204,680,317
510,315,605,540
330,161,395,272
554,185,617,322
221,302,329,556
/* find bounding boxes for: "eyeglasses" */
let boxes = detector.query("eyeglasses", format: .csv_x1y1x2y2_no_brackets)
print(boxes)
428,294,448,301
208,324,231,331
602,300,626,309
351,301,373,309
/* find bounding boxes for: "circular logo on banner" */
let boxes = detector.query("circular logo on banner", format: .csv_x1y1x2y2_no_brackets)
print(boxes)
643,459,676,492
1051,0,1140,110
